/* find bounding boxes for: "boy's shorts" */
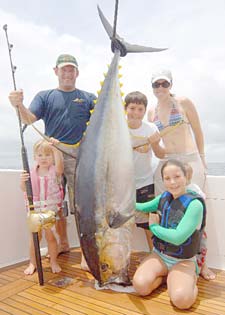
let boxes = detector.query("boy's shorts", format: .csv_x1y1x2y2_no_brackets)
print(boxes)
136,184,154,230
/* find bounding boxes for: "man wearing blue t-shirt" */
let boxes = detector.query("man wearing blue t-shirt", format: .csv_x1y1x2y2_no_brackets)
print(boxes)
9,54,96,259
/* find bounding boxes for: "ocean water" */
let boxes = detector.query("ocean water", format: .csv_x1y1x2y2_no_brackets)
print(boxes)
0,150,224,176
206,162,225,176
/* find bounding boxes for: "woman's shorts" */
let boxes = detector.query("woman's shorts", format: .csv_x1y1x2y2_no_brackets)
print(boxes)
154,152,206,195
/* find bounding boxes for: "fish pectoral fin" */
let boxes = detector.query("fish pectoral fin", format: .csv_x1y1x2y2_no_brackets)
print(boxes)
107,212,134,229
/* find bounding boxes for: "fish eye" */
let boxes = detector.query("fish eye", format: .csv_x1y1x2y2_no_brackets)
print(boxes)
101,263,109,272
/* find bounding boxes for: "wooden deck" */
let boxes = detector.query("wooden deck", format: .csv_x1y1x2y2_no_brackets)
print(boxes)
0,248,224,315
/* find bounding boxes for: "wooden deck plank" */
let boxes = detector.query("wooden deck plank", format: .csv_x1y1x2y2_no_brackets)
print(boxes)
0,279,34,301
0,249,224,315
0,270,25,280
67,281,219,315
8,295,64,315
0,280,8,286
18,291,57,308
0,301,31,315
0,274,17,282
27,286,132,315
16,268,62,285
53,305,90,315
141,285,225,315
34,285,144,315
3,297,48,315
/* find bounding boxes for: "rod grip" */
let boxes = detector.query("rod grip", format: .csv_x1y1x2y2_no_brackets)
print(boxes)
21,145,33,205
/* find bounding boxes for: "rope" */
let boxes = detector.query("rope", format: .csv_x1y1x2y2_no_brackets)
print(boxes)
159,120,185,137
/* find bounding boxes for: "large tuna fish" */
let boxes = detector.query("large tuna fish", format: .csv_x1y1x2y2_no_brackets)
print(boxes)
75,4,166,287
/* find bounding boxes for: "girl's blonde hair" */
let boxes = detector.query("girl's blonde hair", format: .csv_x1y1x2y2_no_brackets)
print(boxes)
33,139,53,157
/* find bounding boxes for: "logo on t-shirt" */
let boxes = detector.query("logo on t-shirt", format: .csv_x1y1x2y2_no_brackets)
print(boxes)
73,98,84,103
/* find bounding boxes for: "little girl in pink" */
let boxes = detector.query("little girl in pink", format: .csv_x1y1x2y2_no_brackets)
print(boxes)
20,139,64,275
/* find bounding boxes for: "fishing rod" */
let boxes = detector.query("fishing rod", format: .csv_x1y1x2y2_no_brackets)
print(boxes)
3,28,76,160
3,24,44,285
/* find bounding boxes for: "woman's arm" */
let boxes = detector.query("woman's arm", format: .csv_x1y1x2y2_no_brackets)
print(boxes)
150,199,203,245
181,97,206,168
147,108,155,122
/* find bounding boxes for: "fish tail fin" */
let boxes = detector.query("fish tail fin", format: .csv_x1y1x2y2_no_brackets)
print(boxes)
97,5,167,57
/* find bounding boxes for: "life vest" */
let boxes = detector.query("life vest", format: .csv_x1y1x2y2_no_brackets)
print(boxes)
30,165,64,212
153,191,206,259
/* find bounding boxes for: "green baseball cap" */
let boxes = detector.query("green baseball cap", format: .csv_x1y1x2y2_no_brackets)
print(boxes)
56,54,78,68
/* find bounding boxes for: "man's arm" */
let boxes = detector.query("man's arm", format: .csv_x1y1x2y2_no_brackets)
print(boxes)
8,90,37,124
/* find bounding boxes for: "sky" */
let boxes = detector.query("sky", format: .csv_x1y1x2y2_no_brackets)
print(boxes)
0,0,225,169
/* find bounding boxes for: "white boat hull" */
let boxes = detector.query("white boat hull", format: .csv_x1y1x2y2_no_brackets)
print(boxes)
0,170,224,270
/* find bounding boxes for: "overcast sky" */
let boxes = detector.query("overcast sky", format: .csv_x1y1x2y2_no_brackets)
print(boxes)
0,0,225,168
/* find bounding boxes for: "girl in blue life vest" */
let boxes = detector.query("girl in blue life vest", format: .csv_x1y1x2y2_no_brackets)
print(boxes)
132,159,206,310
20,139,64,275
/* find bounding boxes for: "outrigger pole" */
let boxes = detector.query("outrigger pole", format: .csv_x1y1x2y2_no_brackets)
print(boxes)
3,24,44,286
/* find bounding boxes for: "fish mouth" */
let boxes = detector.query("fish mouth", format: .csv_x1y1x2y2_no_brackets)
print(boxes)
98,274,132,287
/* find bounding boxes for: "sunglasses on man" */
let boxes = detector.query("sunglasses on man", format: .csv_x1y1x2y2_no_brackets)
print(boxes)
152,81,170,89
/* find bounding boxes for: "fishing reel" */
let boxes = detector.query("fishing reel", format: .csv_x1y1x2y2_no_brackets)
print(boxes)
27,210,56,233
